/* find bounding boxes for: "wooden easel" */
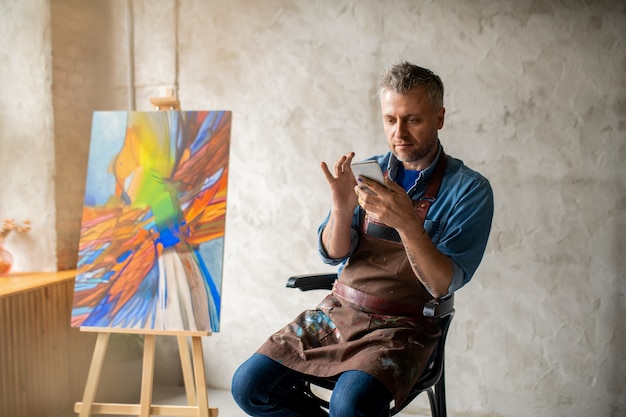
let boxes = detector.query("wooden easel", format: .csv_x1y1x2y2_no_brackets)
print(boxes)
75,91,218,417
74,328,217,417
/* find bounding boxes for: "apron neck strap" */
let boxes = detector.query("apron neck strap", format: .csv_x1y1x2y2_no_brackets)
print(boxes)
415,150,447,223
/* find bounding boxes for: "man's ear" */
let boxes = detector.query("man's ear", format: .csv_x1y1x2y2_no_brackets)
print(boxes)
437,106,445,130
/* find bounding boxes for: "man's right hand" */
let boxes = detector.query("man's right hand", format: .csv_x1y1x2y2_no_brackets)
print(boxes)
319,152,359,259
320,152,359,213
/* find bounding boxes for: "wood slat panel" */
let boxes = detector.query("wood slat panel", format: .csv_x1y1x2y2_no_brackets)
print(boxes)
0,273,96,417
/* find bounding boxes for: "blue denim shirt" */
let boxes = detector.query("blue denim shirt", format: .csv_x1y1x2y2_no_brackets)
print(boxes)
317,144,494,295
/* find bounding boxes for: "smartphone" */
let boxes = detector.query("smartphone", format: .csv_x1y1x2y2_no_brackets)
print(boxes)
351,160,385,186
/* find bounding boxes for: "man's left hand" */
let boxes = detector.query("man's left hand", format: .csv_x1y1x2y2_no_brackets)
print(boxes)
355,178,418,231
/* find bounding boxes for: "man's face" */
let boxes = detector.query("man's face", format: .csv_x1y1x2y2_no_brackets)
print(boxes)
380,86,445,170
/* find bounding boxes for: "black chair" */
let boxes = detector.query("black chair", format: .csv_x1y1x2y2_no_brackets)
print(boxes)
286,273,455,417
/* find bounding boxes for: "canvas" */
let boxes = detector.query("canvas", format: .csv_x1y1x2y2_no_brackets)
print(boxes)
71,111,231,332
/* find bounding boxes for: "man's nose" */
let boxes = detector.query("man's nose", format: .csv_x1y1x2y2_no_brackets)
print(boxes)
395,121,407,138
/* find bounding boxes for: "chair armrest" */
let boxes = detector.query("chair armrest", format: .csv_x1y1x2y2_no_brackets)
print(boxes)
286,273,338,291
423,294,455,318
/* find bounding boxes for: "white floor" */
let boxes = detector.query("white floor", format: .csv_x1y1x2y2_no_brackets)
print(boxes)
154,387,418,417
153,385,247,417
152,385,425,417
67,384,426,417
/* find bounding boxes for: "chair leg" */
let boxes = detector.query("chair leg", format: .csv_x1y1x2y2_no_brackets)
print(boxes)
433,369,447,417
425,387,438,417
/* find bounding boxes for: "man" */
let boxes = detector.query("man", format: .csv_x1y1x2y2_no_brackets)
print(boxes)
232,62,494,417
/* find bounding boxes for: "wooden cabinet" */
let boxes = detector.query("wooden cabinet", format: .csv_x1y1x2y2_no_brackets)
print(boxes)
0,271,96,417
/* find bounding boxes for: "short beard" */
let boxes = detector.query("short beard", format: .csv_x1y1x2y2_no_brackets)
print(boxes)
395,140,438,163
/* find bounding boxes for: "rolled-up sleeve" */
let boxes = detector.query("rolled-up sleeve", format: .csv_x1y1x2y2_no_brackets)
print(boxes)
438,175,494,293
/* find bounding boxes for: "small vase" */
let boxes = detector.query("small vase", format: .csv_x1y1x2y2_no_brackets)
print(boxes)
0,240,13,275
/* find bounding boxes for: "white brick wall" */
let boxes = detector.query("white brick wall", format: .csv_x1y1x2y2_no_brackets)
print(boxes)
51,0,110,270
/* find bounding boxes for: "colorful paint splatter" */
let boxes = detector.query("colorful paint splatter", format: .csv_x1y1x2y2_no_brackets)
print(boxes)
288,309,339,349
71,111,231,332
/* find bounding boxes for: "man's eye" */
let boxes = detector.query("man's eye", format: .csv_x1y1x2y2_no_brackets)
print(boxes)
408,118,419,123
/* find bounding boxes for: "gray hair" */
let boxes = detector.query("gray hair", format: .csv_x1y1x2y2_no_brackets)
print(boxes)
378,61,444,109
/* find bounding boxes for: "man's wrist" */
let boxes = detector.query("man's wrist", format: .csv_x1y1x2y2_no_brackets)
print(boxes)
331,204,356,218
396,214,425,239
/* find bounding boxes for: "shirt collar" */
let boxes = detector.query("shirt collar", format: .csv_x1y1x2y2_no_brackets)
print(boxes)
386,141,443,194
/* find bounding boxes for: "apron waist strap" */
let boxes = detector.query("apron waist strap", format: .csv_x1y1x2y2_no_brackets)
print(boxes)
333,281,422,316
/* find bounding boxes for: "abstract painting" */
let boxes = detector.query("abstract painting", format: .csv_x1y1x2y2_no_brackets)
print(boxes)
71,111,231,332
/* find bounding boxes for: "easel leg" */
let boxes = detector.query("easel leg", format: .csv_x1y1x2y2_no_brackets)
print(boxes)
192,336,218,417
177,335,197,405
139,334,156,417
77,332,110,417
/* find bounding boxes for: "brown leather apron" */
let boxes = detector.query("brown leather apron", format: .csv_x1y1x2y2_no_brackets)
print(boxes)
258,152,448,404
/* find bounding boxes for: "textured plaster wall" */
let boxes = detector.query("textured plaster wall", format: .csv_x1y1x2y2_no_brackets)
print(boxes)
1,0,624,416
169,2,625,416
0,0,57,271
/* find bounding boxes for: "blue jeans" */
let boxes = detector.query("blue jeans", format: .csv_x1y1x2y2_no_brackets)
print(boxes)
231,353,393,417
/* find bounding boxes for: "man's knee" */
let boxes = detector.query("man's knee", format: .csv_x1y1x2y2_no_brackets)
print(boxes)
329,371,392,417
231,354,267,410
